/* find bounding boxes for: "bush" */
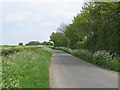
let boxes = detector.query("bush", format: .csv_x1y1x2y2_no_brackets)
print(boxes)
19,43,23,46
93,50,119,61
72,49,93,62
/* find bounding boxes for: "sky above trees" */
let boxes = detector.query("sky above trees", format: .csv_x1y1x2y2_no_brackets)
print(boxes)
1,0,85,45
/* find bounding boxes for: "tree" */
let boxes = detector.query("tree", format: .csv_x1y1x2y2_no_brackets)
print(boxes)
57,23,68,33
83,2,119,53
46,42,54,46
50,2,119,55
65,24,79,49
19,43,23,46
50,32,67,47
25,41,41,46
41,41,53,46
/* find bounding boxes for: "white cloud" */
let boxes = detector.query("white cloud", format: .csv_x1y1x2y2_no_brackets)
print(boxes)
16,23,24,27
1,0,86,3
39,21,57,27
4,12,43,23
29,14,43,22
46,3,83,18
64,12,77,18
1,0,118,3
5,14,24,22
29,23,34,27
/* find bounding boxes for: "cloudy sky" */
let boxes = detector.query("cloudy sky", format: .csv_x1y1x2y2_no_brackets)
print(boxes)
1,0,85,45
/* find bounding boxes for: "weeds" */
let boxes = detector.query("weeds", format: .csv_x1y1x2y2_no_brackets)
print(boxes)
1,46,52,88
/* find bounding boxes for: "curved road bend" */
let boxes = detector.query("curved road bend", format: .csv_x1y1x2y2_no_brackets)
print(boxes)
49,50,118,88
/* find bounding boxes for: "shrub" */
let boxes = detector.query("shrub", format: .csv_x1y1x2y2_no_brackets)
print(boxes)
72,49,93,62
93,50,119,61
19,43,23,46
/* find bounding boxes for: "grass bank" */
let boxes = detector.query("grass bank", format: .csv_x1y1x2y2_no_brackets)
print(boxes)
1,46,43,56
53,47,119,72
1,46,52,88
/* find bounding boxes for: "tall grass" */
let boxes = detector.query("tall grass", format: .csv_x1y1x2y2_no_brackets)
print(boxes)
1,46,43,56
53,47,119,72
1,46,52,88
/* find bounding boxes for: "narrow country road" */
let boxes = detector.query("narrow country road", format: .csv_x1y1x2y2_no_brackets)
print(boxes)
49,50,118,88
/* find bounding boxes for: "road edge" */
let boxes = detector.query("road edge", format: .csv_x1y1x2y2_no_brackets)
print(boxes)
49,53,58,88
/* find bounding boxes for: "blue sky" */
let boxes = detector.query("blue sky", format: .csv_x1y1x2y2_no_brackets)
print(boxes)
1,0,85,45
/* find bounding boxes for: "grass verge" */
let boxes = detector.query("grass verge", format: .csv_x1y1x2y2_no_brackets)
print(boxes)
2,47,52,88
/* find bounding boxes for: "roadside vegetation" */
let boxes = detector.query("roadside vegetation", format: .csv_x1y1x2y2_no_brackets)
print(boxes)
0,1,119,89
0,46,52,88
53,47,119,71
25,41,53,46
50,2,119,72
1,46,43,56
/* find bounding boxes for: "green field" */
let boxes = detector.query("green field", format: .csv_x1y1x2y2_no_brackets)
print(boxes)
1,46,52,88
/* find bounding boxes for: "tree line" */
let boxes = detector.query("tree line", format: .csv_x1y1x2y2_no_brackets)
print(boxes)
50,2,120,55
19,41,53,46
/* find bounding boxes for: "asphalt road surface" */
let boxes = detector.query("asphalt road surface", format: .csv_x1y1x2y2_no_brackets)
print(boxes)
49,50,118,88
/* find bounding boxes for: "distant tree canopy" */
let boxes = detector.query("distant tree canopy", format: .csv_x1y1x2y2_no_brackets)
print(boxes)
42,41,53,46
50,2,119,55
19,43,23,46
25,41,41,46
25,41,53,46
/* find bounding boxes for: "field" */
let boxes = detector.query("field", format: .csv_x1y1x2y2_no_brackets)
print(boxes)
0,46,52,88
